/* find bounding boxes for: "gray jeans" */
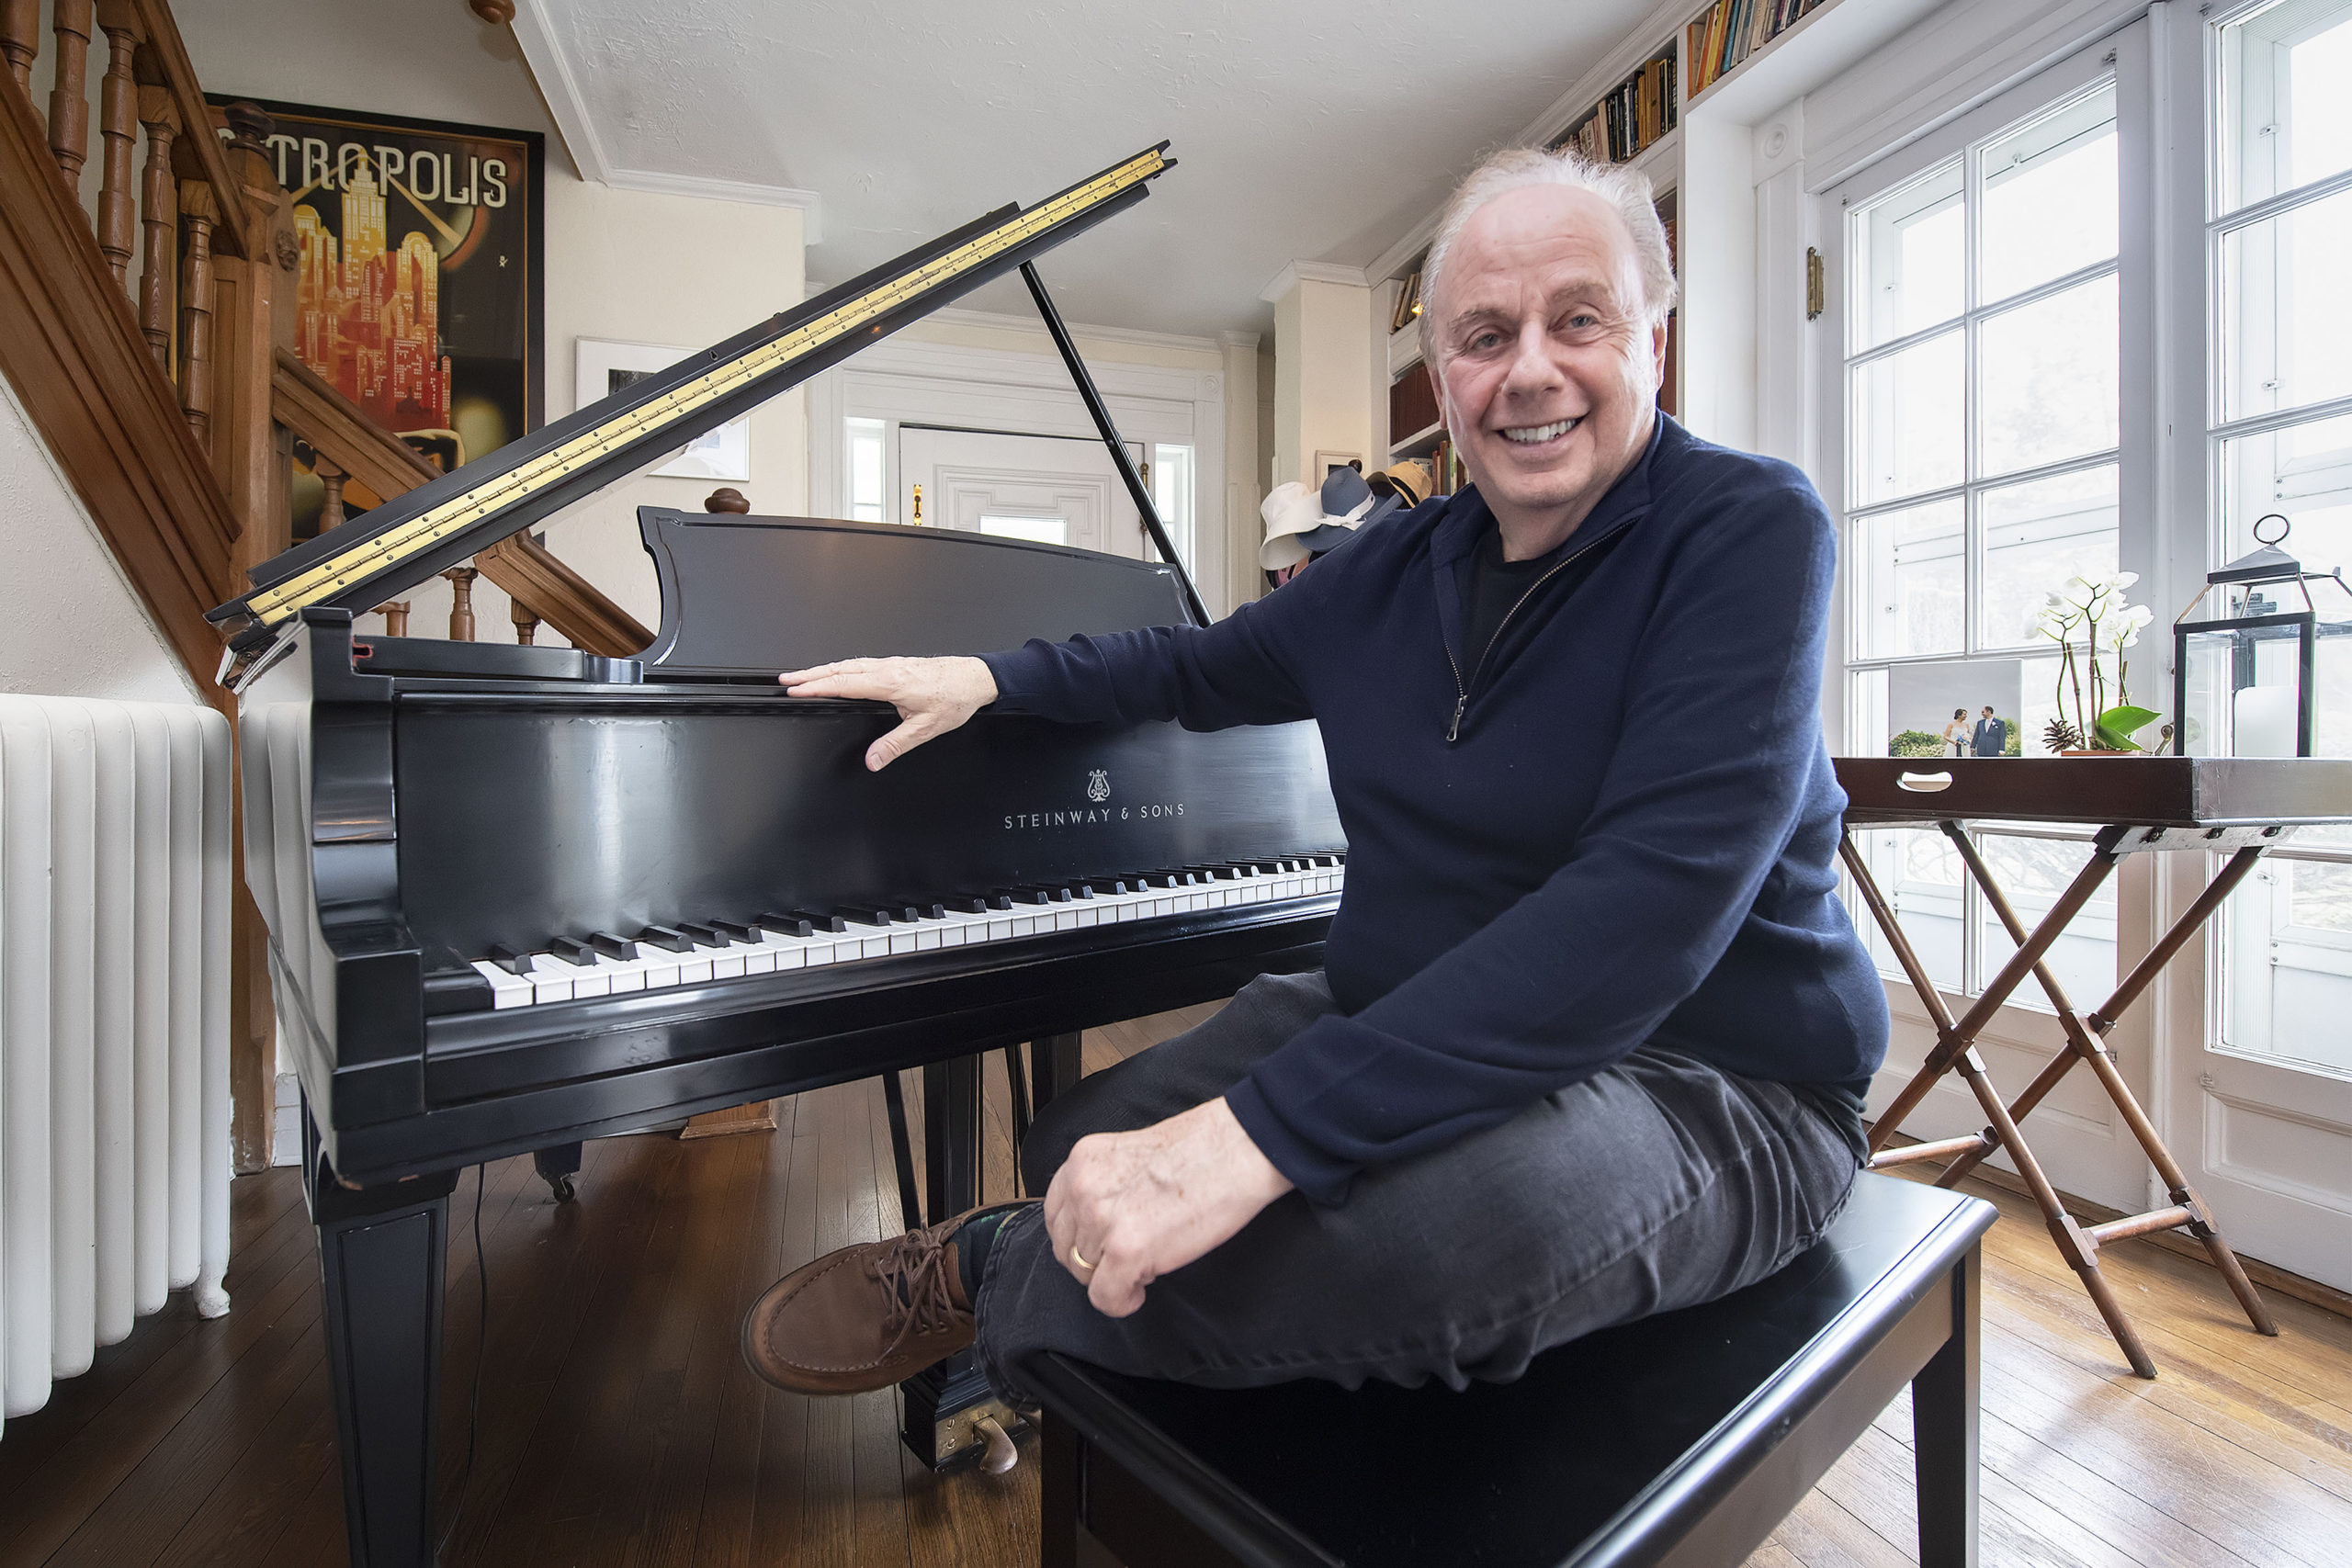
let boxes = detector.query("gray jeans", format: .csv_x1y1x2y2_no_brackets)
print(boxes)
972,972,1860,1405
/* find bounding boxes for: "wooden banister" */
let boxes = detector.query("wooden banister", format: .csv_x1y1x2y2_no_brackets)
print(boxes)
475,533,652,658
125,0,243,260
269,347,651,658
47,0,91,180
94,2,139,284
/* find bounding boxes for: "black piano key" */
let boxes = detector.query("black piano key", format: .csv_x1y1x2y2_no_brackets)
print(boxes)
889,898,953,920
753,911,812,938
677,920,736,947
638,925,696,953
708,919,762,943
547,936,599,966
486,943,534,976
838,905,898,927
590,931,641,960
996,886,1053,907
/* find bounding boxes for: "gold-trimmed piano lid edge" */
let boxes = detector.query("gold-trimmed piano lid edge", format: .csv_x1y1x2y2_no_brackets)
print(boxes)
240,145,1170,632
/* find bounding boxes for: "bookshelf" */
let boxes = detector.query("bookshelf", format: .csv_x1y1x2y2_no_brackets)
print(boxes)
1364,0,1947,470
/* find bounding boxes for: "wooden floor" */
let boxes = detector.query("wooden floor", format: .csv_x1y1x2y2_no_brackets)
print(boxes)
2,1000,2349,1568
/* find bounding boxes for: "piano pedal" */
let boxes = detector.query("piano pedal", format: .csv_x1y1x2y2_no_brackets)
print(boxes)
901,1351,1027,1472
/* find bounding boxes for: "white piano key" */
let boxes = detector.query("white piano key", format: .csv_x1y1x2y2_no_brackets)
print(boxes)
470,960,534,1010
638,950,688,987
696,942,746,980
598,953,649,992
533,953,611,998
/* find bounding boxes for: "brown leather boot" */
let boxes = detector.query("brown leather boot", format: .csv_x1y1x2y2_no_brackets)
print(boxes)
741,1212,981,1395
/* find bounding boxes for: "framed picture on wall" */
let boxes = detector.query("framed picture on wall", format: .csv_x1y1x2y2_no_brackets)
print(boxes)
1314,450,1363,484
214,96,544,488
575,339,752,482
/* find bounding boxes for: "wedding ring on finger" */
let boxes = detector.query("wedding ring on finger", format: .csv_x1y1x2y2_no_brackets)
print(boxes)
1069,1245,1096,1272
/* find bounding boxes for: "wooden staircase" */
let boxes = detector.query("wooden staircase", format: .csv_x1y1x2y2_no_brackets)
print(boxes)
0,0,645,1168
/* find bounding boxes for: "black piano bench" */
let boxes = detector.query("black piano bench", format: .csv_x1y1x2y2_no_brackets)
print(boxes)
1027,1174,1996,1568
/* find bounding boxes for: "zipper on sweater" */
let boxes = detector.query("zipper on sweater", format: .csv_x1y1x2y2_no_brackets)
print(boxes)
1443,526,1623,743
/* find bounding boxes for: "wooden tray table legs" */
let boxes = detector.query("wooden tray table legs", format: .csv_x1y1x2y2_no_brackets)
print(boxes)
1838,824,2277,1378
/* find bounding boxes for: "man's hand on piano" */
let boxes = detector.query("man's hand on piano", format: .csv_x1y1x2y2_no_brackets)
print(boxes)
1042,1097,1294,1318
776,656,999,771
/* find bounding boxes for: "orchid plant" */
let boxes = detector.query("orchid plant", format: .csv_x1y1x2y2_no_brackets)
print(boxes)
2030,572,2160,752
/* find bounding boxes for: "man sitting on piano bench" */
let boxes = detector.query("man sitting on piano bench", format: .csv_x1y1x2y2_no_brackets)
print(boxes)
741,147,1890,1414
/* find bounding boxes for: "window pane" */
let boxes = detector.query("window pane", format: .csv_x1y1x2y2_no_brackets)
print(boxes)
1979,274,2119,476
1851,331,1964,505
1849,829,1964,992
978,514,1069,546
2222,857,2352,1072
2217,0,2352,213
2216,411,2352,768
846,416,886,524
1850,161,1964,351
1851,498,1965,659
1150,443,1195,570
2219,184,2352,422
1974,833,2118,1010
1980,465,2120,649
1981,84,2118,304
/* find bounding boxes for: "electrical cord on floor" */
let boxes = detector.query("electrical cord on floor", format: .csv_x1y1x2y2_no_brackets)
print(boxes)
435,1163,490,1562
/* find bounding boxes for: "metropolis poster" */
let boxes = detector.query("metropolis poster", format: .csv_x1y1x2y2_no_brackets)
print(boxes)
212,96,544,525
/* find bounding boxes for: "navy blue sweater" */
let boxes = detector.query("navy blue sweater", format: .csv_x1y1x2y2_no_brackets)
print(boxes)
979,416,1887,1203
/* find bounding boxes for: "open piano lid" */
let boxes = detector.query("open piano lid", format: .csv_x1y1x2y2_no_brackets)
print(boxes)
207,144,1177,682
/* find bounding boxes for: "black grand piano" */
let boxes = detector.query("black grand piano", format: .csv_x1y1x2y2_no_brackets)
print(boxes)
211,146,1345,1567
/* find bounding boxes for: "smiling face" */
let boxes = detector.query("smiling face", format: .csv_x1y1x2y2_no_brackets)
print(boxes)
1427,184,1667,556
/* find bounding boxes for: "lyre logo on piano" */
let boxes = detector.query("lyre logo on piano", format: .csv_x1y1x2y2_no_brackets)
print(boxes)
1004,773,1183,832
1087,769,1112,803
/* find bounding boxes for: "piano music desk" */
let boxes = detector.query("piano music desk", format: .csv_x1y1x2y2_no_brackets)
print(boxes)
1835,755,2352,1378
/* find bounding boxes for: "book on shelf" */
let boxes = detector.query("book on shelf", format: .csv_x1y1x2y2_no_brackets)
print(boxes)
1550,51,1678,167
1686,0,1824,97
1390,269,1423,333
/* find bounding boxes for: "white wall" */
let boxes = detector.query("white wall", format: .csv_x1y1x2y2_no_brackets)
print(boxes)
0,373,198,705
1269,275,1376,489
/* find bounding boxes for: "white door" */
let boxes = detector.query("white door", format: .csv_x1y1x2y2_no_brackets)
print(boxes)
1823,29,2158,1216
897,427,1147,558
2153,0,2352,1293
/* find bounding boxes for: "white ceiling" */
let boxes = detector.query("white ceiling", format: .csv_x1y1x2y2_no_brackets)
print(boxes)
512,0,1657,340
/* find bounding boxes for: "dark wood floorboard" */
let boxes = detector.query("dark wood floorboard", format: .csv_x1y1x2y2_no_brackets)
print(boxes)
2,999,2346,1567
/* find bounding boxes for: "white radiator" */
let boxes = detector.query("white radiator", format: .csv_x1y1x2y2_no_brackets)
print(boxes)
0,696,232,1430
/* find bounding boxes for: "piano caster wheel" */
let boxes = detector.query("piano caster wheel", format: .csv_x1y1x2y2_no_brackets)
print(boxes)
547,1175,577,1202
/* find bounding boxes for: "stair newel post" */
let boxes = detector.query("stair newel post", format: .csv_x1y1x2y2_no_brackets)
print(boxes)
445,566,479,641
46,0,91,181
92,2,140,285
177,177,217,447
135,85,177,364
0,0,37,91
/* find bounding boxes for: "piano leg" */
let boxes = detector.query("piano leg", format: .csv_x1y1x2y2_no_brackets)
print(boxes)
533,1142,582,1202
922,1055,982,1220
880,1070,922,1233
1030,1032,1083,1116
303,1123,457,1568
904,1055,1020,1469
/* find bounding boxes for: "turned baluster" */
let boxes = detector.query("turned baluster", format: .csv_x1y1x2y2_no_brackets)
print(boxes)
315,458,346,533
445,567,479,641
705,486,751,513
93,3,140,285
381,603,411,637
136,86,176,364
177,179,216,446
47,0,91,181
1,1,38,90
512,597,539,646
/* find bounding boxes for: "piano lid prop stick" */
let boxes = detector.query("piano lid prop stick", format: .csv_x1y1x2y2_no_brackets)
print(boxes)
1018,260,1209,628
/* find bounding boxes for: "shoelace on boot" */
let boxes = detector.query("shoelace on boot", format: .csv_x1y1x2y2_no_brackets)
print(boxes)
870,1228,962,1355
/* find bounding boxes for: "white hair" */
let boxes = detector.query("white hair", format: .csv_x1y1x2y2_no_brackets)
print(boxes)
1419,146,1679,369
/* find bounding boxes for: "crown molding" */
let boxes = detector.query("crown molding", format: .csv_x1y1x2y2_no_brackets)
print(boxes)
1218,328,1261,350
508,0,823,241
1257,260,1372,303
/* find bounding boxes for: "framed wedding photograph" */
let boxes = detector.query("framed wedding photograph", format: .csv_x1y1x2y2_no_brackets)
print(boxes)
574,338,752,482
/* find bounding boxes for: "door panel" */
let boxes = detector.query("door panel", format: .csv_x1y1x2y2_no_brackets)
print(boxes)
899,427,1145,559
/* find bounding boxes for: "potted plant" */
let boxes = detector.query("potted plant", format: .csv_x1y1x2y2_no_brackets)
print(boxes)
2030,573,2160,753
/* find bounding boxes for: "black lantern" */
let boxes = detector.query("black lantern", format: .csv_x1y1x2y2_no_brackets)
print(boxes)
2172,514,2352,757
